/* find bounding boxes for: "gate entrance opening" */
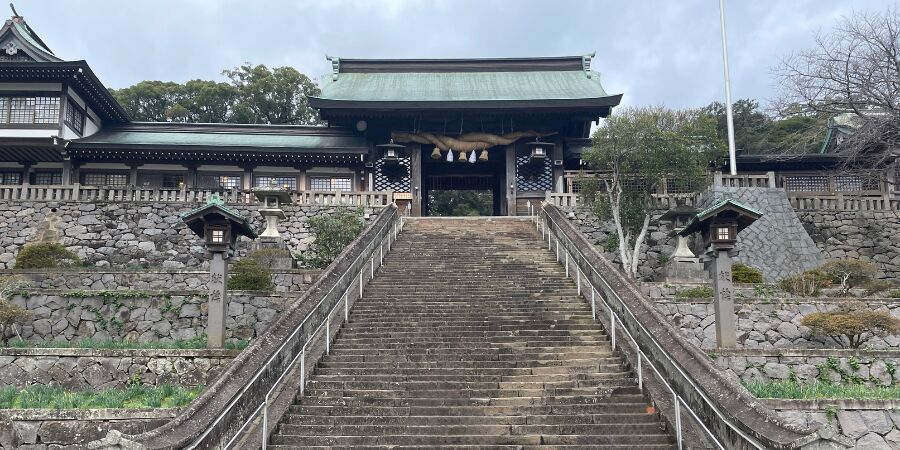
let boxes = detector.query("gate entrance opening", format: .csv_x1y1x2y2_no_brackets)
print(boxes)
421,145,505,216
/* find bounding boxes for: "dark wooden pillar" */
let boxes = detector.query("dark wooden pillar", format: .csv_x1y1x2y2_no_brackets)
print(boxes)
409,144,422,216
128,164,141,187
61,157,73,185
552,140,564,193
504,144,516,216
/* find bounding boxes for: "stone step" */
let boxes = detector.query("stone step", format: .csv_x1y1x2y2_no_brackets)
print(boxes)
281,413,661,426
287,401,654,417
268,219,671,447
317,359,625,371
274,422,667,437
269,445,675,450
297,391,644,407
269,433,673,446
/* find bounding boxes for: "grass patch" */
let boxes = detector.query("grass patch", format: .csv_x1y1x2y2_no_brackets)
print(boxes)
0,384,200,409
744,381,900,400
676,286,713,299
6,337,249,351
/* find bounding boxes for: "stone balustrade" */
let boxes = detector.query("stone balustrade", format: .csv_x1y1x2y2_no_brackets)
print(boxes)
0,184,393,207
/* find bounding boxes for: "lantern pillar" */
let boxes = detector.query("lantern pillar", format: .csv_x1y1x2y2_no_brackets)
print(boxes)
207,251,228,348
678,199,762,349
709,248,736,348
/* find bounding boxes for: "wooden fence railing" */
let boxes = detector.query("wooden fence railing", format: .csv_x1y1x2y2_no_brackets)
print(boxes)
545,192,702,210
0,184,394,207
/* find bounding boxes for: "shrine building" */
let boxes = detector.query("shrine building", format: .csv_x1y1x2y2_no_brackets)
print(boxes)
0,10,621,215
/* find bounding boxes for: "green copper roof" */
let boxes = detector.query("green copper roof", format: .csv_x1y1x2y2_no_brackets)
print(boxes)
13,21,52,55
680,198,763,237
317,70,612,103
180,194,257,239
74,124,368,152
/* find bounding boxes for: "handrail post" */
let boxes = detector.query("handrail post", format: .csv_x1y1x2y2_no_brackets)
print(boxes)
637,352,643,392
370,256,374,279
299,350,306,395
359,271,363,298
591,288,596,320
326,317,330,355
262,394,268,450
610,311,616,351
675,393,683,450
555,238,560,262
576,267,581,296
565,251,569,277
344,294,349,323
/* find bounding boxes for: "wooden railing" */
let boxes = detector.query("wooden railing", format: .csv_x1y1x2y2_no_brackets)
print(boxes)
714,171,775,188
789,193,900,211
0,184,394,207
545,192,701,210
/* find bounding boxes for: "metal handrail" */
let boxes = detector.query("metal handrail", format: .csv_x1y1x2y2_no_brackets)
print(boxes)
185,207,401,449
535,204,765,450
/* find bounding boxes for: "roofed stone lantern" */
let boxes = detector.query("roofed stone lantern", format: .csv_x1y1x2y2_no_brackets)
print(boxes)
180,195,257,348
251,187,296,269
679,199,761,348
659,204,704,283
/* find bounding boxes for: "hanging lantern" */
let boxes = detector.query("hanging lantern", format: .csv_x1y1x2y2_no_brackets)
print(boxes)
478,148,489,161
526,137,551,161
430,147,442,159
376,139,405,164
446,149,454,162
468,150,477,163
458,151,468,162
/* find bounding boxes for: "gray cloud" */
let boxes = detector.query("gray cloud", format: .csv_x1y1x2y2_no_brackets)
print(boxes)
22,0,897,109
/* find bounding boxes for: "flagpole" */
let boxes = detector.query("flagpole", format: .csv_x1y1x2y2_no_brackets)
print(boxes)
719,0,737,176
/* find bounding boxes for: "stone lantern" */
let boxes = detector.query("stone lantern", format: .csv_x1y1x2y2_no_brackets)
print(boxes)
180,195,257,348
659,204,704,283
251,187,296,269
679,198,761,348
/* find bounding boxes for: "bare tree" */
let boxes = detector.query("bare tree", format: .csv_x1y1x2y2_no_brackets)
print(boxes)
774,6,900,178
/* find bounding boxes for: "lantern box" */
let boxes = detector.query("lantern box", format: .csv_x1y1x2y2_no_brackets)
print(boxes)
679,198,761,253
180,194,257,255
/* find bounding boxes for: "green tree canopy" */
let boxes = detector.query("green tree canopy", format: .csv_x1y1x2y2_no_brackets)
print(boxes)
110,64,321,125
581,105,723,278
428,190,493,216
700,98,826,155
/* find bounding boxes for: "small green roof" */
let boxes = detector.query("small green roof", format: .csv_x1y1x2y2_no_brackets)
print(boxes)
180,194,257,239
679,198,762,237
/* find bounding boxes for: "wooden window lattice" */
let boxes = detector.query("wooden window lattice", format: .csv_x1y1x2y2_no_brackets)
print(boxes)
310,176,352,192
374,156,410,192
516,155,552,191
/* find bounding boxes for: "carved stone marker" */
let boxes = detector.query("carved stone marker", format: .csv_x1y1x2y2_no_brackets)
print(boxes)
679,198,761,348
180,195,257,348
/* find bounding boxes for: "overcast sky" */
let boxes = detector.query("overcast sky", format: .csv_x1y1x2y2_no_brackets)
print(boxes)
17,0,897,110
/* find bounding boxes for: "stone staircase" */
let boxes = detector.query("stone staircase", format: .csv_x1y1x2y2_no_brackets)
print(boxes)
268,217,675,449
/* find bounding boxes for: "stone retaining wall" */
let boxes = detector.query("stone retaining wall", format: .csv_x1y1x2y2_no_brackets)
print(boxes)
564,207,676,281
712,348,900,386
0,201,374,269
0,408,176,449
799,209,900,280
654,298,900,350
0,348,237,390
769,400,900,449
7,291,290,343
3,268,320,293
